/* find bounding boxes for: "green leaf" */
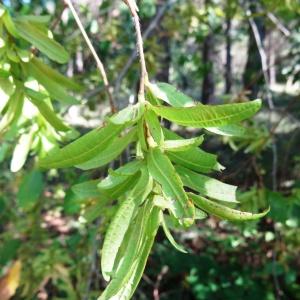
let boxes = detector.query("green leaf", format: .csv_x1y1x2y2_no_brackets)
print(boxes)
163,135,204,152
99,204,160,300
72,180,104,199
10,128,35,172
98,160,143,191
30,57,82,91
15,20,69,63
39,122,123,169
3,12,19,37
83,200,110,223
163,128,223,173
205,124,250,137
101,167,153,281
0,87,24,135
195,208,207,220
160,211,187,253
15,15,51,24
151,100,262,128
0,77,15,113
17,170,44,210
24,61,79,105
110,103,144,125
176,165,238,203
189,193,270,221
144,109,164,146
26,88,70,132
147,147,195,226
147,82,194,107
76,128,137,170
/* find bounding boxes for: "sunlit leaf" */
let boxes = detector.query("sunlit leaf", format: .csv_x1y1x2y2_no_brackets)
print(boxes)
163,135,204,152
176,165,238,203
151,100,261,128
39,122,123,169
110,103,144,125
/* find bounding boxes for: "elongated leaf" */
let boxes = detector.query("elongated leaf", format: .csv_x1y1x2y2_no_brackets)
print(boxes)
176,165,237,203
15,15,51,24
30,57,81,91
99,204,160,300
151,100,261,128
72,180,104,199
15,20,69,63
0,77,15,113
24,62,79,105
189,193,270,221
147,148,194,226
98,160,143,191
76,128,137,170
26,88,70,132
160,211,187,253
17,170,44,210
195,208,207,220
101,167,152,281
39,122,123,169
83,199,110,223
10,128,35,172
110,103,144,125
147,82,195,107
205,124,250,137
3,12,18,37
163,135,204,152
163,128,223,173
144,110,164,146
0,88,24,135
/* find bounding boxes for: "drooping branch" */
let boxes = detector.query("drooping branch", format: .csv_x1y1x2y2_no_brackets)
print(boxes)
64,0,116,113
123,0,148,102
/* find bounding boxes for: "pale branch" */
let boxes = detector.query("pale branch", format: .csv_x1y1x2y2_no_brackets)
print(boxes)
123,0,148,102
267,12,291,37
64,0,116,113
86,0,177,100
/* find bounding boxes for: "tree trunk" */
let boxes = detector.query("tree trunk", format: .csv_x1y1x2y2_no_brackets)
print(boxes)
243,0,265,98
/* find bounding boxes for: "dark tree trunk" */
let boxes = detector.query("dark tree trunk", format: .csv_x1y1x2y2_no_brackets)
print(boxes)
243,0,266,98
201,32,215,104
225,0,232,94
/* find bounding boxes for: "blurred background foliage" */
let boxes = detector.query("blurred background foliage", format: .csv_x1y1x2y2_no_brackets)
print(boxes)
0,0,300,299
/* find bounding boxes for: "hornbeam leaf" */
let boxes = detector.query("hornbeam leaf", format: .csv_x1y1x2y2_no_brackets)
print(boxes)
76,128,137,170
30,57,82,91
160,211,187,253
15,20,69,63
110,103,144,125
151,100,261,128
10,128,35,172
163,135,204,152
147,82,194,107
176,165,238,203
26,88,70,132
163,128,223,173
101,167,153,281
147,147,195,226
24,62,79,105
205,124,250,137
39,122,123,169
98,160,144,191
189,193,270,221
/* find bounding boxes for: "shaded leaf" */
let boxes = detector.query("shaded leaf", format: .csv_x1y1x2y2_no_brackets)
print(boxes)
189,193,270,221
110,103,144,125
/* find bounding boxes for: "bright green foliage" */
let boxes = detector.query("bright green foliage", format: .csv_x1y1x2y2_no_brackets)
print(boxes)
0,6,80,172
38,77,268,299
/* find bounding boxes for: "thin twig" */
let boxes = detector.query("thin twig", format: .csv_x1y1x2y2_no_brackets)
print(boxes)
267,12,290,37
123,0,148,102
64,0,116,113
